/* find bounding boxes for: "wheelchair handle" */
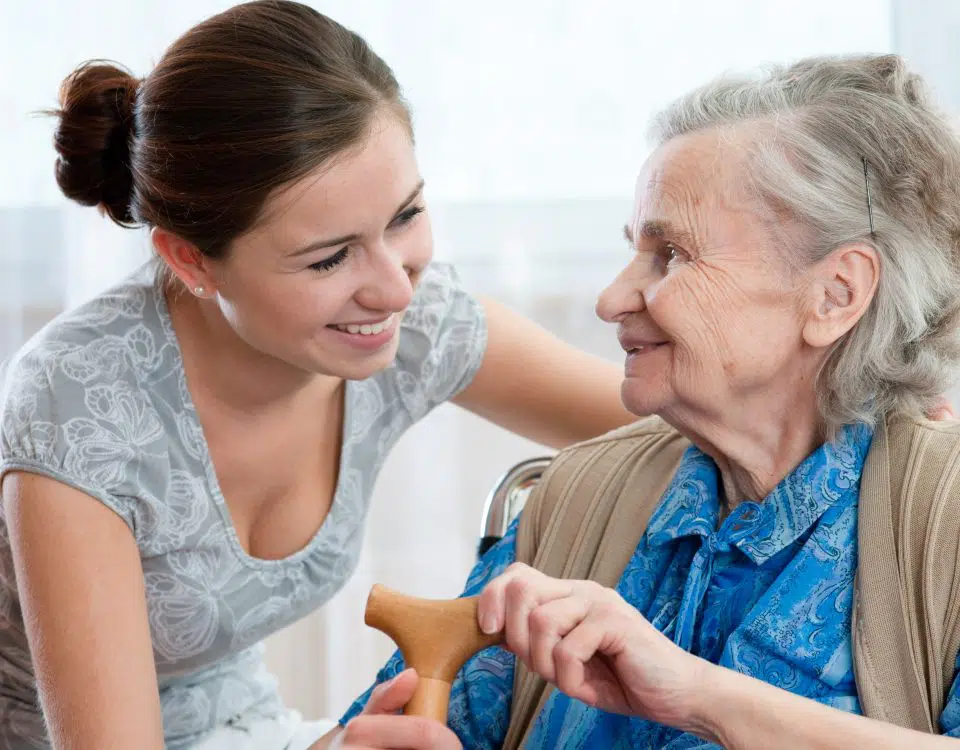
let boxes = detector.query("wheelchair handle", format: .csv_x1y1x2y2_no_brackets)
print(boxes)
478,456,552,551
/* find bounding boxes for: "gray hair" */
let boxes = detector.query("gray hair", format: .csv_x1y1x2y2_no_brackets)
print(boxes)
650,54,960,433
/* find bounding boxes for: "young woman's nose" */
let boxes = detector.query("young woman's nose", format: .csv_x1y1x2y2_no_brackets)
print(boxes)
355,244,418,312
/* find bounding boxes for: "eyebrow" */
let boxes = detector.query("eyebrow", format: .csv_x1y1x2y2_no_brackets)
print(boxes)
623,219,698,250
287,179,426,257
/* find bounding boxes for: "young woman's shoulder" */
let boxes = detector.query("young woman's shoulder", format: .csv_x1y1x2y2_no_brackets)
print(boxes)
2,264,166,393
390,261,489,420
0,263,173,525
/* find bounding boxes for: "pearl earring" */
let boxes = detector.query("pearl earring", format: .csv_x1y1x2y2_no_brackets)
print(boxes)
193,285,206,296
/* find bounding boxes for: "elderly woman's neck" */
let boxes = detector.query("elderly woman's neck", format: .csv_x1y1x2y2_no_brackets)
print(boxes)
668,400,824,511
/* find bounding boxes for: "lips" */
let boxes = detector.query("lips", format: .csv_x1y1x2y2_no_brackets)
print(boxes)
617,332,670,354
624,342,668,354
621,335,669,377
330,314,394,337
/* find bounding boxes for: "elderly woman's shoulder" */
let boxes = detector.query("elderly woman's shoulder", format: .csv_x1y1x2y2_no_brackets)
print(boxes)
575,415,680,447
561,414,960,482
549,416,689,475
883,415,960,500
888,414,960,442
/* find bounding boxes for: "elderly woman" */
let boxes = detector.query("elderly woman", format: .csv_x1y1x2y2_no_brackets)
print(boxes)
320,54,960,749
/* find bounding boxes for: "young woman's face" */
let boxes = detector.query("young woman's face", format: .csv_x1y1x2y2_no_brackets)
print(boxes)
208,115,433,381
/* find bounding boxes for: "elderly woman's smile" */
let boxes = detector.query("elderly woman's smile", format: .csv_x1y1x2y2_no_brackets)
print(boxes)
617,328,669,371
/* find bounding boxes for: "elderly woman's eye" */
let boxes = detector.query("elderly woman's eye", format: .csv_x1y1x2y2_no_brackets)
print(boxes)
663,242,682,263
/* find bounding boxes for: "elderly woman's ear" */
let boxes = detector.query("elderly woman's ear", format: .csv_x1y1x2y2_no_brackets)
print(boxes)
800,243,880,349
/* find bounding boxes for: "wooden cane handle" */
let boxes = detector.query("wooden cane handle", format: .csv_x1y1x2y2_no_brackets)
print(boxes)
365,584,503,722
403,677,454,722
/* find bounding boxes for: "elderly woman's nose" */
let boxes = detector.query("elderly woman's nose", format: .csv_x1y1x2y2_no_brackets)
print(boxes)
596,268,644,322
595,287,621,322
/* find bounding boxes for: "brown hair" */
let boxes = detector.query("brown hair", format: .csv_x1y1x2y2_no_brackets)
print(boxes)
51,0,411,258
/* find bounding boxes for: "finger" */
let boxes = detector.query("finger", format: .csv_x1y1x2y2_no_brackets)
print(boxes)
477,562,533,634
343,713,461,749
553,618,605,700
364,668,418,715
527,595,591,683
503,572,575,667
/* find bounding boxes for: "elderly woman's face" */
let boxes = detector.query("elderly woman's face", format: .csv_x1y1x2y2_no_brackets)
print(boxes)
597,132,818,421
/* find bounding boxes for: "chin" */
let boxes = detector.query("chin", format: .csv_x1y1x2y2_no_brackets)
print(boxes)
620,380,670,418
335,359,393,381
321,342,401,381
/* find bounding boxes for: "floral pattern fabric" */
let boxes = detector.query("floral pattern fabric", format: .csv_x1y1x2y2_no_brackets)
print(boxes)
343,423,960,747
0,261,487,749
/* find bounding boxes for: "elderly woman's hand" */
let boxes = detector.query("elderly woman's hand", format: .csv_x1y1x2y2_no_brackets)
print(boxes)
477,564,960,750
477,563,704,729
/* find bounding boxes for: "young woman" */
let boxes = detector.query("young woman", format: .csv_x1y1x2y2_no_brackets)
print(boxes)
0,2,635,748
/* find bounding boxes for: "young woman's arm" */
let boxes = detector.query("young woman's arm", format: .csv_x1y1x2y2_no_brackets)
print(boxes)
453,297,634,449
3,472,164,750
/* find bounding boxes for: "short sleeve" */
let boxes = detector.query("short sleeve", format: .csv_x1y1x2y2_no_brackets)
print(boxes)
0,340,141,531
394,262,487,420
939,650,960,735
339,518,520,750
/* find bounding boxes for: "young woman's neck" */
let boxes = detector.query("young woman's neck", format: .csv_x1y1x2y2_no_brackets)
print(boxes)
166,286,342,415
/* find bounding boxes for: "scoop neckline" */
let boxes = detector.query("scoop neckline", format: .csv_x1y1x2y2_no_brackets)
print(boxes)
151,273,354,570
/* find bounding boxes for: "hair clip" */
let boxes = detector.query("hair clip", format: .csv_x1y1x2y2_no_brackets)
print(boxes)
862,156,875,237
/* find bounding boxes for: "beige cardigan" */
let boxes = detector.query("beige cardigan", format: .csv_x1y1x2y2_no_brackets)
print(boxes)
502,415,960,749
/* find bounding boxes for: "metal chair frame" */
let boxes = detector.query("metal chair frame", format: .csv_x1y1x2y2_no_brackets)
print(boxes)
477,456,552,558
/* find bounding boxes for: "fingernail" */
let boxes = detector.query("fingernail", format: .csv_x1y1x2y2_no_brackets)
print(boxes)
480,613,497,634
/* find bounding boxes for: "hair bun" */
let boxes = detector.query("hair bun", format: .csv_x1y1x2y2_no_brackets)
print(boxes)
52,61,140,226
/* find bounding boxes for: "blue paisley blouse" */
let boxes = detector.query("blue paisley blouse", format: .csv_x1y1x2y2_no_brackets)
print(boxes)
343,424,960,748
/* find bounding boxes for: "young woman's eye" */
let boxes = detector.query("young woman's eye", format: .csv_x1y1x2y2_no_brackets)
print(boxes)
392,205,424,228
309,247,349,272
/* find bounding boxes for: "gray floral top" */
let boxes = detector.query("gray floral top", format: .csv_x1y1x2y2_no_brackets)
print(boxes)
0,261,487,749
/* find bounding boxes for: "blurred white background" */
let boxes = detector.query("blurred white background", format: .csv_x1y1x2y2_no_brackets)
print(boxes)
0,0,956,722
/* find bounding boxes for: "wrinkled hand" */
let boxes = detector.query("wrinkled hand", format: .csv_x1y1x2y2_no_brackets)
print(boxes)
477,563,704,728
334,669,462,750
